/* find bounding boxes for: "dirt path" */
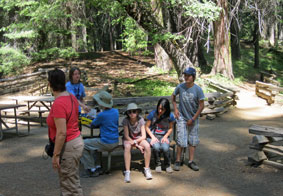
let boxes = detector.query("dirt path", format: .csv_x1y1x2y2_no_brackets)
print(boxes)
0,85,282,196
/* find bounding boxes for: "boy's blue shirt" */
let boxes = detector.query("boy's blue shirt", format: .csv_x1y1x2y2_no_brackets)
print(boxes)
91,108,119,144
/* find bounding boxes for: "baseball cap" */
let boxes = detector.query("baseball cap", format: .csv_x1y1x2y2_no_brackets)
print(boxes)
183,67,196,76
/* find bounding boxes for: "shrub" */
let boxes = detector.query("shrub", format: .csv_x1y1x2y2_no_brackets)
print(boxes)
32,47,78,61
0,46,30,75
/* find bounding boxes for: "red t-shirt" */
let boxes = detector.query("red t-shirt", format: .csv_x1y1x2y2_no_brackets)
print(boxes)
46,94,80,142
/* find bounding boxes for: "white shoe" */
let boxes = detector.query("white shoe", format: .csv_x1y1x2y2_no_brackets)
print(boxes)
166,166,173,173
124,170,131,183
144,168,152,180
155,166,162,173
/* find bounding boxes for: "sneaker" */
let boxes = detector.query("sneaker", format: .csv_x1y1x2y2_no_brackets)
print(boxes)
155,165,162,173
80,169,91,178
144,168,153,180
188,161,199,171
173,162,181,171
90,170,100,177
80,169,99,178
96,167,104,175
124,170,131,183
166,166,173,173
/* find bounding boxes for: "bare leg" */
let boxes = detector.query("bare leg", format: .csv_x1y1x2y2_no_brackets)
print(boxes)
140,140,151,168
175,146,183,162
124,143,132,171
188,145,195,162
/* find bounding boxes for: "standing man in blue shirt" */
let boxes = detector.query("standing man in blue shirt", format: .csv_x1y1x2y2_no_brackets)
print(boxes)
171,67,205,171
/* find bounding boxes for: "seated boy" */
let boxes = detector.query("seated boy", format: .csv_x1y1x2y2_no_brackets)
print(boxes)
80,91,119,177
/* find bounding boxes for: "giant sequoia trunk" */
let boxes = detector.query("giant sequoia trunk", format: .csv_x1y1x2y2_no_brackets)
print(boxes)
211,0,234,80
118,0,193,81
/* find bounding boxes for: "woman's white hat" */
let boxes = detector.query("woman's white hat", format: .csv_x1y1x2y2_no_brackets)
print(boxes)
124,103,142,114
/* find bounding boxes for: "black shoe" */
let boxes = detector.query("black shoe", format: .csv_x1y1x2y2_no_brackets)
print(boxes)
96,167,104,175
173,162,181,171
90,170,100,177
80,169,92,178
188,161,199,171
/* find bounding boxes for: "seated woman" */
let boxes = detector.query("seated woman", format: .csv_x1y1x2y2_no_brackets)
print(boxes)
80,91,119,177
145,98,175,173
66,67,90,113
123,103,152,183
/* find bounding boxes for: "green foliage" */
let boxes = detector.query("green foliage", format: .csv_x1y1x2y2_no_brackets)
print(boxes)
117,78,178,97
32,47,78,61
0,46,30,75
4,30,38,39
182,0,221,22
232,44,283,84
121,17,148,54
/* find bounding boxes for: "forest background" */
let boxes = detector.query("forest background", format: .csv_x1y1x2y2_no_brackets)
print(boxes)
0,0,282,96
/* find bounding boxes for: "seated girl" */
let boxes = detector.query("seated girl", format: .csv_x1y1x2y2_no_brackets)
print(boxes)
145,98,176,173
122,103,152,183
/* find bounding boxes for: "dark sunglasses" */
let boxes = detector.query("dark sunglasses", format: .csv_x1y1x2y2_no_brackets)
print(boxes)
128,110,137,114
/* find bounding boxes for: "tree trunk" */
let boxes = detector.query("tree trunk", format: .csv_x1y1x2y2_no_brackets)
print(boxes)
108,15,114,51
118,0,193,81
81,0,88,52
268,22,276,47
151,0,173,71
230,18,241,60
254,21,259,69
210,0,234,80
154,43,174,71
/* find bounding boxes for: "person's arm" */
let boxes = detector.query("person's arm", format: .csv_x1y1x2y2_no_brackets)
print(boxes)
91,114,101,128
52,118,67,170
171,93,179,119
136,125,146,143
123,125,135,145
186,99,204,126
145,120,159,145
161,121,174,144
78,100,90,113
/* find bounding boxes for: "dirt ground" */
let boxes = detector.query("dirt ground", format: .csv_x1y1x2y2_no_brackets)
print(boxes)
1,52,283,196
0,85,282,196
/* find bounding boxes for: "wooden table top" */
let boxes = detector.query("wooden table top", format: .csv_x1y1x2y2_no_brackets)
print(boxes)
0,104,26,110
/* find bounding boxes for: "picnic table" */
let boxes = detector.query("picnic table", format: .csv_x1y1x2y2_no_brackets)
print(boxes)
0,104,26,141
9,95,54,111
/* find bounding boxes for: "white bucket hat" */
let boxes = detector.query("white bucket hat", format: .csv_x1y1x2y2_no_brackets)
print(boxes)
93,91,113,108
124,103,142,115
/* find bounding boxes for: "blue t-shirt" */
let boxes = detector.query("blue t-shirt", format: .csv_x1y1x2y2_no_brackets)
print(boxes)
91,108,119,144
173,83,205,121
66,81,86,112
147,110,175,136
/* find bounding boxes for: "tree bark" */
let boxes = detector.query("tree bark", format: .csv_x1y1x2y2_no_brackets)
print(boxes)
254,21,259,69
210,0,234,80
151,0,174,71
230,18,241,60
108,15,114,51
117,0,193,81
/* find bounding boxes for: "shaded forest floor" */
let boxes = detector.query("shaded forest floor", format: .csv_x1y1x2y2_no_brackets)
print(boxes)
29,50,179,98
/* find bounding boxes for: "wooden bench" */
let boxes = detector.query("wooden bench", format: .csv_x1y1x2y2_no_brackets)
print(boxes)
82,123,177,172
248,124,283,169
